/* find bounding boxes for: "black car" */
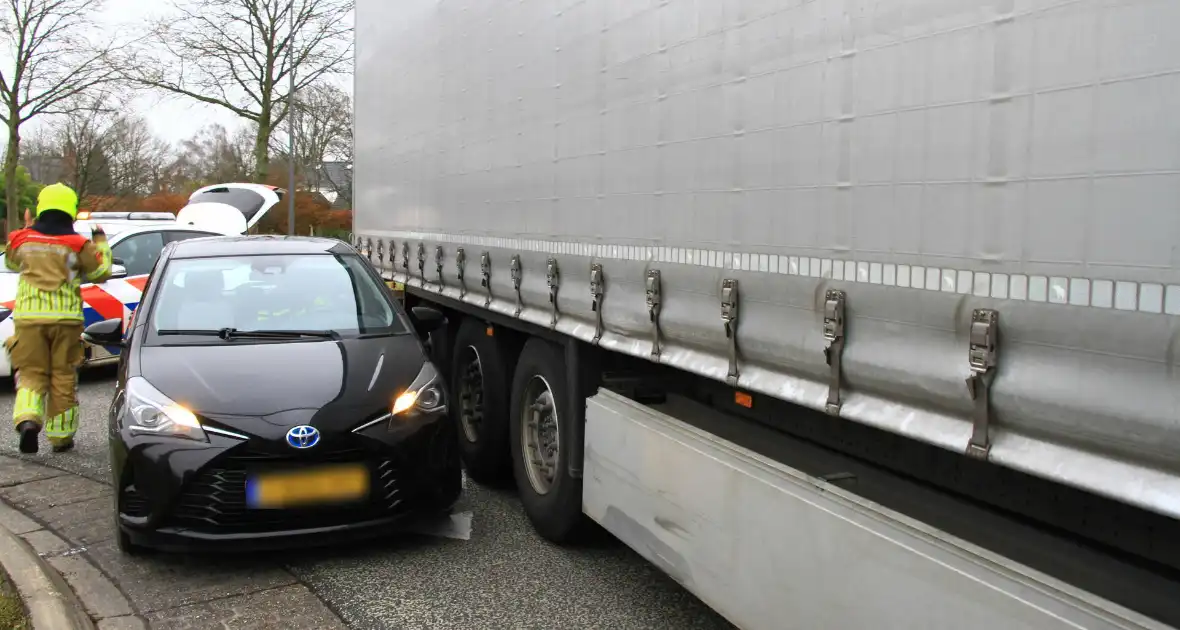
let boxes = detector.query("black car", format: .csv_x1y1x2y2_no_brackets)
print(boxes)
82,235,461,553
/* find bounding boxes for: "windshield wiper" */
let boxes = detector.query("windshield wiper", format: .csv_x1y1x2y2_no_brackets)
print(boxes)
218,328,337,340
157,328,337,340
156,329,223,336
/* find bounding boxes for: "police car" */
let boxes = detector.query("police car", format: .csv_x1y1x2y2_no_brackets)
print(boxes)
0,183,285,376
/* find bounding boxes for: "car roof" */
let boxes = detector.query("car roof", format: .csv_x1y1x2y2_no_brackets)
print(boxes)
168,235,353,259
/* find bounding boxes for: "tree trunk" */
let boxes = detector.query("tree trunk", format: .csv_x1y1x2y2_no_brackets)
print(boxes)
3,118,21,238
253,109,271,182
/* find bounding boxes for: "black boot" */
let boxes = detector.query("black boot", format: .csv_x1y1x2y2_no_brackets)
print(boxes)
16,421,39,454
50,438,74,453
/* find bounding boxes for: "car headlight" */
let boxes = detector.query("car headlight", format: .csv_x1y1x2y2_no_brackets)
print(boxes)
125,376,208,442
391,362,446,416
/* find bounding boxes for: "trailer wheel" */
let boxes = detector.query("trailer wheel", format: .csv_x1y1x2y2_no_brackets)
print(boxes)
509,338,587,543
450,318,515,483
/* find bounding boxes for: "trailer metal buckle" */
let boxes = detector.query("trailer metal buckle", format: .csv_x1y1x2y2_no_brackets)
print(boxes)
646,270,662,358
456,248,467,298
510,255,523,317
965,309,999,460
546,258,560,328
721,278,740,385
480,252,492,307
416,243,426,287
822,290,847,415
590,263,605,344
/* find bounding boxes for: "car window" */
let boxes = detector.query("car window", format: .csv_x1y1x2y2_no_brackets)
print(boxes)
147,253,405,338
111,232,166,277
163,230,217,244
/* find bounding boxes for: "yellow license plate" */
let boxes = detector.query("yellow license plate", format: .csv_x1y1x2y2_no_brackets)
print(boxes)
246,464,369,509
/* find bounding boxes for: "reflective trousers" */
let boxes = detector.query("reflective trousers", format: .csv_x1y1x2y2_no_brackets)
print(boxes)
6,319,84,445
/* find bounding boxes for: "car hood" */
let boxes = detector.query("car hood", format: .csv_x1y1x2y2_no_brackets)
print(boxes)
138,334,428,435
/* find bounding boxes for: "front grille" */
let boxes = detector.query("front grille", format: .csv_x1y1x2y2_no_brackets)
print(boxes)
168,446,411,532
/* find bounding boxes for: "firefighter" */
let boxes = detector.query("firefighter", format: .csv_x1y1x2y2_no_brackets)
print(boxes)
5,183,112,454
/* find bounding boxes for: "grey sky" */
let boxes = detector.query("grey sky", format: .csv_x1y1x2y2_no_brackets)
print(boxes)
99,0,240,143
8,0,352,148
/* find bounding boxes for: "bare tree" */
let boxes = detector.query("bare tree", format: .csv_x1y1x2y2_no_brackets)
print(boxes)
47,94,121,203
103,115,173,196
19,123,62,183
168,123,255,188
269,81,350,196
118,0,353,183
25,91,170,206
0,0,122,234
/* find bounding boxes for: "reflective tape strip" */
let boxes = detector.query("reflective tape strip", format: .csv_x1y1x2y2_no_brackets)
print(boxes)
13,388,44,424
369,231,1180,316
44,406,78,438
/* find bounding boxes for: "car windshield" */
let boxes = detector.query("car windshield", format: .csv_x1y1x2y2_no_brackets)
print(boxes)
148,253,405,338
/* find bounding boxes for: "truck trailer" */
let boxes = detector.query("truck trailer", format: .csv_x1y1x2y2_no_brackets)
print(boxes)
352,1,1180,628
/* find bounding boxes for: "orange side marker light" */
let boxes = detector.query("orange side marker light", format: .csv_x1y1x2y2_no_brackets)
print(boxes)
735,391,753,409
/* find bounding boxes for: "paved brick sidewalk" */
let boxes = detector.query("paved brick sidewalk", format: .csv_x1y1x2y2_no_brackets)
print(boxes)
0,454,347,630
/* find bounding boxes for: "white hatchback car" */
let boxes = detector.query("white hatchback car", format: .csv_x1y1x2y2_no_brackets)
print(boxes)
0,183,284,376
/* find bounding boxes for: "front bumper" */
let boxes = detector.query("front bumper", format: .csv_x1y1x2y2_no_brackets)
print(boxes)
111,410,461,552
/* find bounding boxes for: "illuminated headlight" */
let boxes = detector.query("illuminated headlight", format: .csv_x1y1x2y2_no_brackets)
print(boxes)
391,362,446,416
125,376,208,441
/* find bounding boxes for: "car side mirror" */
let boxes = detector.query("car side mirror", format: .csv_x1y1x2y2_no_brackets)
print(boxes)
409,306,445,337
109,264,128,279
112,257,125,266
82,318,124,347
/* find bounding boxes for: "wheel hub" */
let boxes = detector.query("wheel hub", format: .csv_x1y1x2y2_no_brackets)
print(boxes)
457,346,485,443
521,376,560,495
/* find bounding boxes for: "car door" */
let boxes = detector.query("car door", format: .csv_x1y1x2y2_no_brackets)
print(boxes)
111,231,167,278
82,230,170,360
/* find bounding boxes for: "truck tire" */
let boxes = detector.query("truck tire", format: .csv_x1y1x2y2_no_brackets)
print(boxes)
450,318,515,483
509,337,588,543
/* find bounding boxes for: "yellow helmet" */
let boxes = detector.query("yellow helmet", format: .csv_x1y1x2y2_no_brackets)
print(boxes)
35,183,79,220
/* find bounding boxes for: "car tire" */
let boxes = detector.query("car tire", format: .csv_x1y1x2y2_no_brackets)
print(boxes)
509,338,589,544
449,318,516,484
424,415,464,513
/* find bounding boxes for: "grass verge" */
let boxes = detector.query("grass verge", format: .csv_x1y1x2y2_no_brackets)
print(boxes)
0,569,30,630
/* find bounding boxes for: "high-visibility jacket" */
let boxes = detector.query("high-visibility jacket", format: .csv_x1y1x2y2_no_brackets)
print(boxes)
5,228,113,321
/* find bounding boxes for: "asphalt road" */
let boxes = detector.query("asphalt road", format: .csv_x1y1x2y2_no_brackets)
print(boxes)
0,366,736,630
